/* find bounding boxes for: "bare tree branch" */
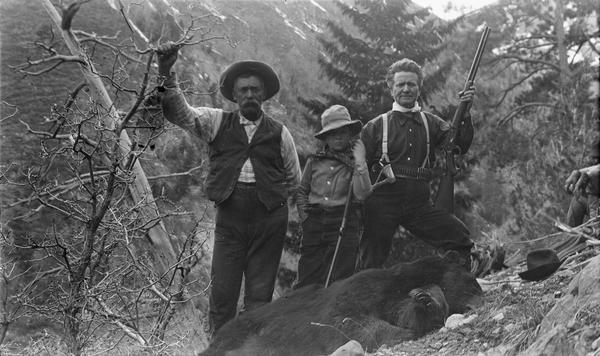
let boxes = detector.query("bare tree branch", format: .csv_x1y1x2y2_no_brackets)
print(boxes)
494,54,561,72
117,53,154,132
147,164,204,181
116,0,229,55
1,101,19,123
586,35,600,55
0,233,11,345
512,34,557,42
19,119,99,147
73,30,143,63
498,102,563,126
4,1,219,352
61,1,81,30
8,172,107,208
490,70,543,108
9,54,86,76
95,298,147,346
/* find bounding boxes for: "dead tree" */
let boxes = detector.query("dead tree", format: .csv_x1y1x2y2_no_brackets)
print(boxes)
2,0,224,353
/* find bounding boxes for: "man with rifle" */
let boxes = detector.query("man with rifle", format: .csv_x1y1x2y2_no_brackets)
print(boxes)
357,58,477,271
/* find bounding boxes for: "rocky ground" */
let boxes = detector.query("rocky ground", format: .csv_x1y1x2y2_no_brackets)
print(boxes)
373,245,600,356
4,220,599,356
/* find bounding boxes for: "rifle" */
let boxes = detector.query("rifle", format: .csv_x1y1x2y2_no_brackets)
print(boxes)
434,26,491,214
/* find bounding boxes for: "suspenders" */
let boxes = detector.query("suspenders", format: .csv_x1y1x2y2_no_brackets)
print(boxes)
381,112,390,164
380,111,430,169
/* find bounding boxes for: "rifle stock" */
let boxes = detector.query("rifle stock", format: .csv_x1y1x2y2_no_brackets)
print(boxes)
435,150,457,213
434,26,490,214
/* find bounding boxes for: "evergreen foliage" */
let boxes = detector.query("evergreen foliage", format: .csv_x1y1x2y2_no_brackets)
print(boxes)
450,0,599,241
299,0,456,124
2,0,599,352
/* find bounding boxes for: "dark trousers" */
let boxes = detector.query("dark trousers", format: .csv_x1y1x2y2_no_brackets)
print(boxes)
294,206,360,289
358,180,473,269
209,183,288,333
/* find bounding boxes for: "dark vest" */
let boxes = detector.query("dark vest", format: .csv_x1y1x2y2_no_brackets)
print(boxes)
207,111,287,210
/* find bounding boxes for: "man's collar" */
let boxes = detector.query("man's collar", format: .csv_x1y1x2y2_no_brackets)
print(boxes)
392,101,421,113
391,102,422,126
239,111,263,126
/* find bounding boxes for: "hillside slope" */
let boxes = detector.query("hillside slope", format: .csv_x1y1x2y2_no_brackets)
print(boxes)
0,0,356,232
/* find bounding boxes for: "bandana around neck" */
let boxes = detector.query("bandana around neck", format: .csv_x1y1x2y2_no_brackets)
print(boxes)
392,101,421,113
313,146,355,168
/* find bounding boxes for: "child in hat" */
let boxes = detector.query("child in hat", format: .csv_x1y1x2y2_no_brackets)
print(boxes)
295,105,373,288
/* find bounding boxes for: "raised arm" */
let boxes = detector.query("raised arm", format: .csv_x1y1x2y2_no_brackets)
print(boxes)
453,87,475,154
431,89,475,155
156,42,222,142
352,139,373,201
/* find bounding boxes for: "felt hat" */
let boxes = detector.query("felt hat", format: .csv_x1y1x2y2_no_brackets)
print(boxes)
315,105,363,139
219,60,280,102
518,249,562,281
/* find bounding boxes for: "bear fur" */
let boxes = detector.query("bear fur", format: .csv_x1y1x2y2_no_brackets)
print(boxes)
200,253,483,356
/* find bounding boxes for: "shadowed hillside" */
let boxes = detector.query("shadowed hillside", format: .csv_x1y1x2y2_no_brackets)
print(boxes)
0,1,364,350
0,0,355,232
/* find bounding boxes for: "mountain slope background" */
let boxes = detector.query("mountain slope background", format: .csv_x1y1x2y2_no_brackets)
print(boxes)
0,0,377,351
1,0,599,354
0,0,354,243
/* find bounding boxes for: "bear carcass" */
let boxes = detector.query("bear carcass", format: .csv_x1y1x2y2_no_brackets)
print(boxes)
201,253,483,356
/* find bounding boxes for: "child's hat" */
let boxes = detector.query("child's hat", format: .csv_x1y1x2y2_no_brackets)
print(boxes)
315,105,362,139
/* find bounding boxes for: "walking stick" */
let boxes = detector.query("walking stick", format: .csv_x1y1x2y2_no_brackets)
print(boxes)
325,177,354,288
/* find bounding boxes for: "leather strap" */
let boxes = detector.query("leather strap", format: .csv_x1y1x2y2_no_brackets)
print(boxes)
380,111,431,169
420,111,430,168
380,112,389,164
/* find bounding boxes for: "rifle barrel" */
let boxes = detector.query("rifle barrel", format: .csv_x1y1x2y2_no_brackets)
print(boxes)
465,26,491,88
447,25,491,148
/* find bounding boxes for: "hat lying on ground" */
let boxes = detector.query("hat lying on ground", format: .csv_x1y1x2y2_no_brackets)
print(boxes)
315,105,362,139
219,60,280,102
518,249,562,281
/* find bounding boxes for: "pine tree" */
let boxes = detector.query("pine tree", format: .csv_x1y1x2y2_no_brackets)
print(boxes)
299,0,455,124
453,0,599,240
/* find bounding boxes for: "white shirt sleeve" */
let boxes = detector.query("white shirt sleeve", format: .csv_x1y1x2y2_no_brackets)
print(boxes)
280,125,302,189
160,86,223,143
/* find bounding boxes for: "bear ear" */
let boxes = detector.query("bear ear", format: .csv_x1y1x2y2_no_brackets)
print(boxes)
443,250,461,264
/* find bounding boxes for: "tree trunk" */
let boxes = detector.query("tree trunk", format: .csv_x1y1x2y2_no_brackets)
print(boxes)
63,301,82,355
554,0,570,88
0,239,9,346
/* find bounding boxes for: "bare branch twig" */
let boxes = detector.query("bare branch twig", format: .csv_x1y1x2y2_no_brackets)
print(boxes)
498,102,562,126
9,54,86,76
95,298,147,346
147,164,204,181
1,101,19,122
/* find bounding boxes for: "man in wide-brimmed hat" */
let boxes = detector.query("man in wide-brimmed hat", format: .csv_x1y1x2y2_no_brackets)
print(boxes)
156,43,301,334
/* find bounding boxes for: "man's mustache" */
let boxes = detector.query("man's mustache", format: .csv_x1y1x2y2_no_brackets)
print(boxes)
241,100,260,108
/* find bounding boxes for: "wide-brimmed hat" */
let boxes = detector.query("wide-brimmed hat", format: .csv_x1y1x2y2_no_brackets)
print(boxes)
219,60,280,102
518,249,562,281
314,105,362,139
